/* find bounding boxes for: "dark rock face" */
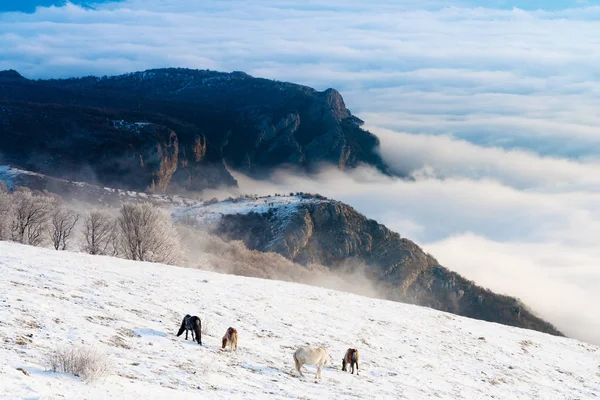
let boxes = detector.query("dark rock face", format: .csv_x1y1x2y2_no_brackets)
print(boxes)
0,68,390,192
216,196,564,337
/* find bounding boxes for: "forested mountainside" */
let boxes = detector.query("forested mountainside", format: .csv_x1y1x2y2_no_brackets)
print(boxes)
0,68,389,193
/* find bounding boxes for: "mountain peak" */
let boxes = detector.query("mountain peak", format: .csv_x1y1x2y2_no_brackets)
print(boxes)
0,70,25,81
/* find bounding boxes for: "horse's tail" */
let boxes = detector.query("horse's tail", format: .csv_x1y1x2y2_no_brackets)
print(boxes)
232,330,238,350
293,352,301,372
194,317,202,345
176,316,187,337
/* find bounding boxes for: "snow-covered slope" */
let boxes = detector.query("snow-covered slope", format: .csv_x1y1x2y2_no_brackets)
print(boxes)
0,242,598,400
172,195,322,228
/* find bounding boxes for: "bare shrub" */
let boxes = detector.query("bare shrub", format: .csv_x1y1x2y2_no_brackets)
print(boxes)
47,345,110,382
117,202,184,265
10,188,55,246
82,210,116,255
49,207,80,250
201,317,209,336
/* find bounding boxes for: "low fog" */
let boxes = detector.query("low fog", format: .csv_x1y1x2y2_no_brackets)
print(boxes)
176,225,383,301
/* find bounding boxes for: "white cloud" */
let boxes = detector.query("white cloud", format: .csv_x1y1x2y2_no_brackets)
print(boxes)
372,126,600,189
425,234,600,344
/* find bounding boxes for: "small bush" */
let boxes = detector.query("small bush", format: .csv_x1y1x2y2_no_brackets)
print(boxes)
201,317,209,336
47,345,110,382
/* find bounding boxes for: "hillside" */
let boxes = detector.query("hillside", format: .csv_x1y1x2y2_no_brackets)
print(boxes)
0,68,390,193
0,242,597,399
175,195,563,337
0,165,204,208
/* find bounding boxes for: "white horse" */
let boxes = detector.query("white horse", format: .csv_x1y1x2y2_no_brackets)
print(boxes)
293,347,329,379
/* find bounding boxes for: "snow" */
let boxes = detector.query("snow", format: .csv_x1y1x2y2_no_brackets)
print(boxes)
0,165,46,190
173,195,320,228
109,120,153,132
0,241,598,399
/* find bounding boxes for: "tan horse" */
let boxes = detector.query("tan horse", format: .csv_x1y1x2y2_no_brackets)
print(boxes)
221,327,238,351
342,348,359,375
293,347,329,379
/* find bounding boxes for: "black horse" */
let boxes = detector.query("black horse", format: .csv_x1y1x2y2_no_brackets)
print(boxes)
176,314,202,345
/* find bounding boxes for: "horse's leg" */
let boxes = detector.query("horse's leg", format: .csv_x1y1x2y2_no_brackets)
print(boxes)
316,363,322,379
185,329,188,340
191,328,195,342
355,360,359,375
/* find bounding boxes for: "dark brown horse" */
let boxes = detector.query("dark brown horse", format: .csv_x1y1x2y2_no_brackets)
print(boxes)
176,314,202,345
342,348,359,375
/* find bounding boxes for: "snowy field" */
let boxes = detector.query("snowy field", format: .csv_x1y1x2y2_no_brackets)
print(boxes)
0,242,598,400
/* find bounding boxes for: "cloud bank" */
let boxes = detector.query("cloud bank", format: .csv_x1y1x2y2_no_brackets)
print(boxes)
2,0,600,344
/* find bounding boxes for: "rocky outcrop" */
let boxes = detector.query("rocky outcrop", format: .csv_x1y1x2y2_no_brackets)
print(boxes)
215,195,564,337
0,68,391,192
148,128,179,193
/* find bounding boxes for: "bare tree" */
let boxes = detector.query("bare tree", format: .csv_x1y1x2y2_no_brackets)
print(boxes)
49,207,80,250
109,220,120,257
117,202,183,265
0,190,12,240
82,210,116,255
10,189,55,246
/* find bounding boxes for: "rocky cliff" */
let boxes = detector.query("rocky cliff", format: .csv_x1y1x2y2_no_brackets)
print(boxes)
179,194,563,337
0,68,390,192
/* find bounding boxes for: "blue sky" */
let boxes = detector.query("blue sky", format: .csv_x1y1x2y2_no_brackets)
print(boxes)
1,0,597,13
0,1,116,13
1,0,600,343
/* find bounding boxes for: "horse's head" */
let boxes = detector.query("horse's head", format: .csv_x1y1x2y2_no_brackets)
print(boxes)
342,358,347,371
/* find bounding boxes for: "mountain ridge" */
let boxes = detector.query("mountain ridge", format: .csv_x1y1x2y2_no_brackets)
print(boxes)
0,67,391,193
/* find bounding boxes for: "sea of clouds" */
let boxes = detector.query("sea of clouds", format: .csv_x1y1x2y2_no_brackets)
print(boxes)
1,0,599,344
